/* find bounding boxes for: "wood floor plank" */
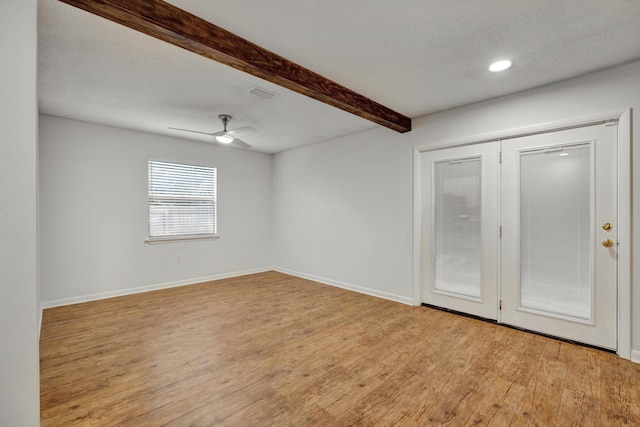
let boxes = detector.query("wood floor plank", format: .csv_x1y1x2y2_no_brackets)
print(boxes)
40,271,640,426
467,376,526,426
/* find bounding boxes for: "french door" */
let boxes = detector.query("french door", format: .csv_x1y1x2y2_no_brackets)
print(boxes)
500,124,617,349
420,142,499,320
420,123,618,349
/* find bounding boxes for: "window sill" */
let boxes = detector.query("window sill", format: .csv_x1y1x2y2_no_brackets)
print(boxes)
145,235,220,244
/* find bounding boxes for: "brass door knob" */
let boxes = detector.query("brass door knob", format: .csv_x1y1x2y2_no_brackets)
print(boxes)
602,239,614,248
602,222,613,231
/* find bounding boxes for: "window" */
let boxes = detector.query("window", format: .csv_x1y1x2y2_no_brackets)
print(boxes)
147,160,217,242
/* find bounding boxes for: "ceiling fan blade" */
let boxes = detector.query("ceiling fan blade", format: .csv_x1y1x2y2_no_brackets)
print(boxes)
212,130,227,137
169,127,215,136
228,126,257,137
232,138,252,149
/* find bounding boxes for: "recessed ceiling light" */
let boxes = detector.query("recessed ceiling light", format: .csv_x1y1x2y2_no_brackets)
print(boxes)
489,60,512,72
559,152,569,156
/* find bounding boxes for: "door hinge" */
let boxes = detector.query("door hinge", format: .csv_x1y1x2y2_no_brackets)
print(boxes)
604,119,618,127
499,151,502,163
499,226,502,238
499,300,502,310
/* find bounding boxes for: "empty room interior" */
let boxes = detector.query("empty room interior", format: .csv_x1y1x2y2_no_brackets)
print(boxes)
3,0,640,425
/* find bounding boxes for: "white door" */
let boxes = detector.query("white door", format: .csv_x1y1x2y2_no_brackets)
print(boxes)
500,123,617,349
420,142,499,320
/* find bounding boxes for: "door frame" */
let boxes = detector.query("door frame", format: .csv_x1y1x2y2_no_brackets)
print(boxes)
413,109,632,360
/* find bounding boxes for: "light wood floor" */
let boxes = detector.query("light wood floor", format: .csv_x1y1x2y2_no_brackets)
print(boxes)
40,271,640,426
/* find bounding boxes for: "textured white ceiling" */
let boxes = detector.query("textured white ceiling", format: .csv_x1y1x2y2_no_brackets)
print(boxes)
38,0,640,153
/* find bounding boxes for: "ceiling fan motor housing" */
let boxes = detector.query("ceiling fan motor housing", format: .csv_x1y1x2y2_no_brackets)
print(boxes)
218,114,232,131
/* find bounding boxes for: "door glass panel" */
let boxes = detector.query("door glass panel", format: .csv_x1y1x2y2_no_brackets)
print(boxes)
433,158,482,298
519,144,591,320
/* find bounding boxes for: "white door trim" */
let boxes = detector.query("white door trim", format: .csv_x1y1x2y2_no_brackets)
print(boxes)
413,109,632,360
616,109,632,360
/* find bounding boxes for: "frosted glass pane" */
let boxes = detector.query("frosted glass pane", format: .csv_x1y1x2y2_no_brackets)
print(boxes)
519,145,591,320
433,158,481,298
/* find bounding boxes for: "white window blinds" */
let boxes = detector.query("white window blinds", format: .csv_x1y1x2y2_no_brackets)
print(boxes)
148,160,217,241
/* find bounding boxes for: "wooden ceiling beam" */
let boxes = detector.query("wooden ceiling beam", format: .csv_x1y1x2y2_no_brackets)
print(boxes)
57,0,412,133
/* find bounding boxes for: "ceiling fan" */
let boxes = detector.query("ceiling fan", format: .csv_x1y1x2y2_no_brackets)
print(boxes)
169,114,255,149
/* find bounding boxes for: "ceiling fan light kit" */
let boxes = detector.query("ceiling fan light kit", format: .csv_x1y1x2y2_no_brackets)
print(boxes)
216,134,234,144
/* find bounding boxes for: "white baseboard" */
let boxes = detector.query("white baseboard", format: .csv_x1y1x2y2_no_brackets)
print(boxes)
274,267,413,306
40,267,272,310
631,350,640,365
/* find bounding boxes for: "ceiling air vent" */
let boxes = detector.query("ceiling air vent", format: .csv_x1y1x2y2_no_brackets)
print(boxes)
247,86,278,100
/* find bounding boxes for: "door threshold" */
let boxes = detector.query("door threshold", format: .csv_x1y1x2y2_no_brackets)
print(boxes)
421,303,497,324
421,303,616,354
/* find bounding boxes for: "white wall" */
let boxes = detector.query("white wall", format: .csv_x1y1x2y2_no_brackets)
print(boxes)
273,60,640,351
40,115,273,304
0,0,40,424
273,130,415,302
